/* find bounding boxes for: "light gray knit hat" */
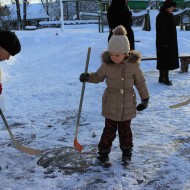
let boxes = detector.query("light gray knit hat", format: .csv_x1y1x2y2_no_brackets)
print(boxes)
108,25,130,54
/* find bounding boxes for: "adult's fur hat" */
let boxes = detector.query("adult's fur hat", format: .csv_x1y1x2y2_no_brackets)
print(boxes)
0,30,21,56
108,25,130,54
162,0,177,9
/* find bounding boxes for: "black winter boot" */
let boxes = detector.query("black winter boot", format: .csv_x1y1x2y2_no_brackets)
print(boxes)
159,70,164,83
97,155,111,168
97,150,111,168
121,147,132,166
163,70,172,86
163,80,172,86
159,77,163,83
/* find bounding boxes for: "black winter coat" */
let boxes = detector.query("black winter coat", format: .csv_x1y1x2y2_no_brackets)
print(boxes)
156,7,179,70
107,0,135,50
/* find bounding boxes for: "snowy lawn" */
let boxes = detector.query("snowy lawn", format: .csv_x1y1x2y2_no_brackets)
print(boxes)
0,13,190,189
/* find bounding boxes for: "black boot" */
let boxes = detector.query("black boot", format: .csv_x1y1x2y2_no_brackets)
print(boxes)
121,147,132,166
163,80,172,85
97,150,111,168
159,77,163,83
97,155,111,168
163,70,172,86
158,70,164,83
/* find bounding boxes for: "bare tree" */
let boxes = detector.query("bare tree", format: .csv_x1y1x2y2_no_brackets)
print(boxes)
0,3,3,29
23,0,28,29
76,1,79,20
45,0,99,21
0,3,4,16
15,0,21,30
41,0,53,20
51,0,60,20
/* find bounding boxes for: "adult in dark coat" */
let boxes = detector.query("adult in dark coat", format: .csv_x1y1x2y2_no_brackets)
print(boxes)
156,0,179,85
107,0,135,50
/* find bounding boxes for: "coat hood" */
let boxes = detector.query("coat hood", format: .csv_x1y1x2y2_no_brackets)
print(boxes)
101,50,141,65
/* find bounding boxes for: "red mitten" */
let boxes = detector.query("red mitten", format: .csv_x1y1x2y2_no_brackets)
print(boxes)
0,83,2,94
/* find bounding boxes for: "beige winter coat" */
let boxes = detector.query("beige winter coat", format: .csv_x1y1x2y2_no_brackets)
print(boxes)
88,50,150,121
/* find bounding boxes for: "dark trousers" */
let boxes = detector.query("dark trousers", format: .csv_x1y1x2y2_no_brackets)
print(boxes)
98,118,133,155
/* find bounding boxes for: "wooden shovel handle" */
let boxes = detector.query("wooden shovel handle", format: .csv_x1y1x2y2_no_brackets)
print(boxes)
169,98,190,109
74,47,91,152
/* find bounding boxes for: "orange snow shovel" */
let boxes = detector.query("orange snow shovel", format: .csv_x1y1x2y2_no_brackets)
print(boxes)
74,47,91,152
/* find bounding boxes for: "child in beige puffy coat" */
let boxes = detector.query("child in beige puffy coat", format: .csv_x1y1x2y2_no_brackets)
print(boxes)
80,25,150,167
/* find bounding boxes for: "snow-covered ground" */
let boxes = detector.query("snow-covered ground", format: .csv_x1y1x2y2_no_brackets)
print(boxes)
0,10,190,190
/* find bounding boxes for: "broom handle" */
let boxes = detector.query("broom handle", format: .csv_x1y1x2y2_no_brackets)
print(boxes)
75,47,91,139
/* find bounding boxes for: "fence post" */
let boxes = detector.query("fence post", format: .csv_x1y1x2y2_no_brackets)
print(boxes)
98,15,101,33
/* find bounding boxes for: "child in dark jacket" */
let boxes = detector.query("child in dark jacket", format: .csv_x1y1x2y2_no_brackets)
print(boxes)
80,25,149,167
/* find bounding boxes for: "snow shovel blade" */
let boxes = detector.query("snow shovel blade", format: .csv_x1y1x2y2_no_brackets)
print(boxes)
74,138,83,152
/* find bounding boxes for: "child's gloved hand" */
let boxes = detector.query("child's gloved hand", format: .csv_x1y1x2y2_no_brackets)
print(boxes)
137,98,149,111
79,73,90,82
0,83,2,94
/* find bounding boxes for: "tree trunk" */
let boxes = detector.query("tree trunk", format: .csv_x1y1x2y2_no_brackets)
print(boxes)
23,0,27,30
76,1,79,20
41,0,50,21
15,0,22,30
